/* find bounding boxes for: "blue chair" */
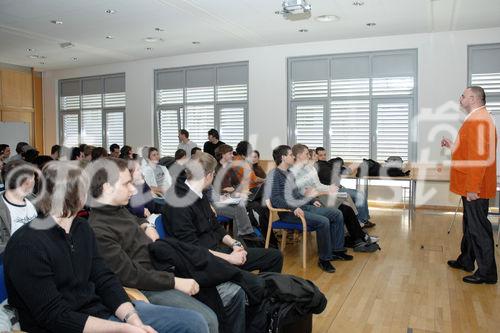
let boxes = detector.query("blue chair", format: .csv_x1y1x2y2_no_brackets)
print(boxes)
154,215,167,239
0,260,7,302
216,215,232,224
265,199,316,270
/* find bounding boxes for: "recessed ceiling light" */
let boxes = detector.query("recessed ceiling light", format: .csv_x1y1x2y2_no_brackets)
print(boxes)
154,27,165,32
191,41,200,45
105,35,115,39
298,29,309,33
60,42,75,49
146,47,153,51
315,15,339,22
39,62,45,65
50,19,63,25
105,9,116,14
72,57,78,61
143,37,163,43
353,1,365,6
366,22,376,27
26,48,35,52
28,54,39,59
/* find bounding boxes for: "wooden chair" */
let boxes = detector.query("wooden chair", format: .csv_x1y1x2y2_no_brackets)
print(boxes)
265,199,314,270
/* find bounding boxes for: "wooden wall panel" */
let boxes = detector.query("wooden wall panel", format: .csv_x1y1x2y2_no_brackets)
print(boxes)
0,69,33,109
33,72,44,152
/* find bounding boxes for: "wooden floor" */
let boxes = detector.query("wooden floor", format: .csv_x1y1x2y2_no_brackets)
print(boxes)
281,208,500,333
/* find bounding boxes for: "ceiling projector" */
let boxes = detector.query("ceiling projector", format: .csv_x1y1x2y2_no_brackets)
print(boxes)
275,0,312,21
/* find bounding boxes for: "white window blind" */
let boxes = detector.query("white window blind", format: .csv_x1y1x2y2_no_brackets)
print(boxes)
60,96,80,110
106,112,124,147
217,84,247,102
292,80,328,99
186,105,214,146
157,89,183,105
220,107,245,147
104,92,126,108
81,110,102,146
471,73,500,94
294,105,324,149
186,87,214,103
372,77,414,96
158,109,180,156
62,113,79,147
330,100,370,160
331,78,369,97
375,102,409,161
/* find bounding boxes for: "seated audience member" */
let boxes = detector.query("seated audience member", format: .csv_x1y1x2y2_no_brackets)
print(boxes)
6,142,28,162
120,145,134,160
212,144,257,239
0,144,11,162
309,148,317,162
50,144,61,160
233,141,265,193
315,147,375,228
163,152,283,273
168,149,188,184
291,144,379,251
127,159,164,218
251,150,266,179
203,129,225,158
142,147,172,197
0,160,4,192
178,129,198,159
82,145,94,162
191,147,202,160
70,147,84,161
23,148,39,164
91,147,108,161
33,155,53,170
88,157,248,333
267,145,351,273
4,161,209,333
109,143,120,158
0,160,37,252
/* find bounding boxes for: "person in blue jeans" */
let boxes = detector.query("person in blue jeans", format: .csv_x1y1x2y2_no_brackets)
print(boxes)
3,161,209,333
267,145,353,273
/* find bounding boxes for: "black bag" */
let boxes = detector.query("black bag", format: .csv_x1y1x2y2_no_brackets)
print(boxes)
381,156,410,177
356,158,381,177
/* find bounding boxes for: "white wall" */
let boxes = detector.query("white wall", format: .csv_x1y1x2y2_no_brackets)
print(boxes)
42,27,500,207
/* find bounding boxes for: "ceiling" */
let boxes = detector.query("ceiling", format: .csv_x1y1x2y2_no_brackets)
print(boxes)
0,0,499,71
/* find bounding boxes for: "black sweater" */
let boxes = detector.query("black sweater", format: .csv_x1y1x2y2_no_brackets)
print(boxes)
89,205,175,291
3,216,129,333
163,180,227,250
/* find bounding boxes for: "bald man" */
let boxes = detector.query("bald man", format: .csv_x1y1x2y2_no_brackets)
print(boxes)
442,86,498,284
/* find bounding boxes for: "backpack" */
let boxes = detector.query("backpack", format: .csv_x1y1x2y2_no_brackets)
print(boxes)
356,159,381,177
381,156,410,177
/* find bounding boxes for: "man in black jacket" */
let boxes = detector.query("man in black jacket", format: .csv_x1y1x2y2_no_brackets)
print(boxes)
88,158,248,333
163,152,283,274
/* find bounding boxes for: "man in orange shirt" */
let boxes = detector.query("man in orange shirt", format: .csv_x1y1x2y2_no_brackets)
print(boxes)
442,86,498,284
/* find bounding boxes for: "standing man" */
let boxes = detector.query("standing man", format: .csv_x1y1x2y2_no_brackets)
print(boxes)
442,86,497,284
178,129,198,159
203,129,225,158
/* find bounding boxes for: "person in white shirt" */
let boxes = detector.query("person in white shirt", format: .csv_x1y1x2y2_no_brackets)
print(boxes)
0,160,37,252
178,129,198,159
141,147,172,197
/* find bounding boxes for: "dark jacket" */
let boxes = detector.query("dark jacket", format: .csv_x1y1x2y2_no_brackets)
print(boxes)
127,182,164,218
4,217,129,333
163,181,227,250
267,168,312,212
89,205,175,291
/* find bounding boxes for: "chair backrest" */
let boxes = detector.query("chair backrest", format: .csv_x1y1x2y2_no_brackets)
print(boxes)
155,215,167,239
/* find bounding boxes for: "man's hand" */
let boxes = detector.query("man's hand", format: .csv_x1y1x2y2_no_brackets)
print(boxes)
329,185,339,194
313,201,322,208
294,208,304,219
227,250,247,266
441,137,452,149
144,226,159,242
121,323,157,333
466,192,479,201
174,277,200,296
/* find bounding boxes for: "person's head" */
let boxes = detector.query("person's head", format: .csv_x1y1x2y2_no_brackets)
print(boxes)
215,144,233,163
460,86,486,112
109,144,120,158
15,142,28,155
37,161,88,218
91,147,108,161
147,147,160,164
33,155,53,170
1,160,37,198
235,141,252,158
0,144,11,160
272,145,293,167
207,129,220,143
50,144,61,160
292,144,309,163
70,147,84,161
89,157,136,206
179,129,189,142
83,145,93,161
23,149,39,164
191,147,202,159
315,147,327,161
251,150,260,165
309,149,317,162
185,152,217,189
119,145,133,160
174,149,187,161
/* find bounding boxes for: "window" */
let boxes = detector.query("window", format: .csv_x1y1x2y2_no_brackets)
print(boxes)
288,50,417,162
155,62,248,156
468,44,500,177
59,74,125,148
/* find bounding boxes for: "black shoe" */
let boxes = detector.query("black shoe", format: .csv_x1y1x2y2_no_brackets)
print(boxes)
463,275,497,284
361,221,376,229
332,251,354,261
447,260,474,272
318,260,336,273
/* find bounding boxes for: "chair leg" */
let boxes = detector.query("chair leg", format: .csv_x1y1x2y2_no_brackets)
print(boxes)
302,231,307,270
447,197,462,234
280,230,287,252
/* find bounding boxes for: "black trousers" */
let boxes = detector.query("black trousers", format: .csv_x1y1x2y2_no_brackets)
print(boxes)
338,204,366,243
457,197,497,281
217,245,283,273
